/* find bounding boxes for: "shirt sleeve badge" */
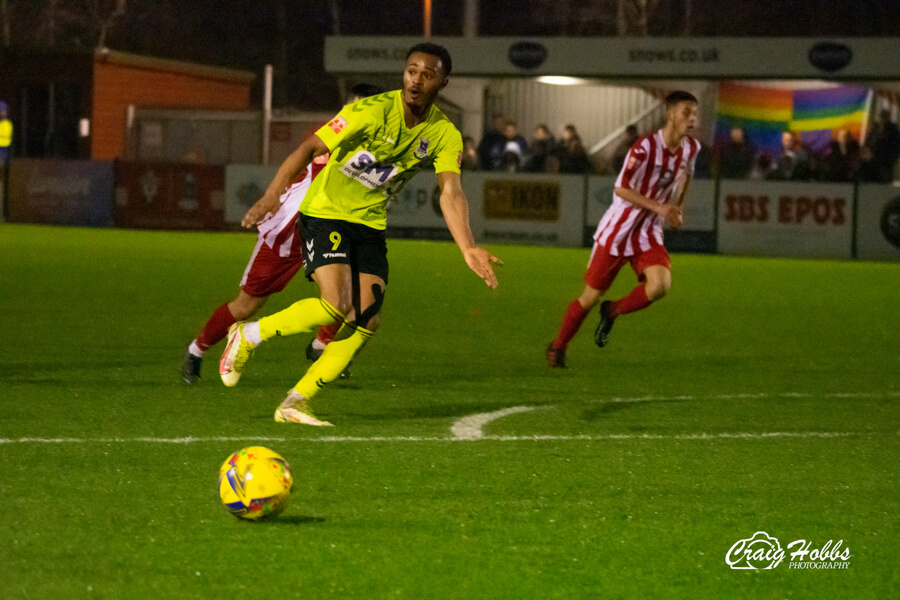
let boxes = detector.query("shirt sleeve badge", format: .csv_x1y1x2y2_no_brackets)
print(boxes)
328,116,348,134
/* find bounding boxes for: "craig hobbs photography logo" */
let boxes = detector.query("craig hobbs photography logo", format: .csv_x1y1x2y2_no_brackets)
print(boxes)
726,532,851,570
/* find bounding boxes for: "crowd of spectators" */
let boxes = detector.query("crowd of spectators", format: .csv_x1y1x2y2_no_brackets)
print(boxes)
717,110,900,183
465,109,900,184
470,114,593,174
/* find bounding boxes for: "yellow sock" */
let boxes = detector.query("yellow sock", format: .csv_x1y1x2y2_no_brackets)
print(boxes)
258,298,343,341
293,324,374,399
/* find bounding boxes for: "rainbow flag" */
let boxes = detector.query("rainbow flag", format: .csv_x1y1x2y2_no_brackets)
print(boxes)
715,81,871,155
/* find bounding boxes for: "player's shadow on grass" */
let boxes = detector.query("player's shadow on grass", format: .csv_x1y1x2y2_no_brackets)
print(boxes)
581,398,687,421
270,515,326,526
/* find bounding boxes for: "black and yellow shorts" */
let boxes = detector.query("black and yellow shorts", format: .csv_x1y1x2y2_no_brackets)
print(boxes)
298,214,389,284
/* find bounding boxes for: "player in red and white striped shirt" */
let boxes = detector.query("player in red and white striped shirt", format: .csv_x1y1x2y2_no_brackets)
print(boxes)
548,91,700,367
182,84,382,383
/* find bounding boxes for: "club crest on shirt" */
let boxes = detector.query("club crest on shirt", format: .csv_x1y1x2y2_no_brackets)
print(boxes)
415,138,430,160
657,169,674,187
328,116,348,134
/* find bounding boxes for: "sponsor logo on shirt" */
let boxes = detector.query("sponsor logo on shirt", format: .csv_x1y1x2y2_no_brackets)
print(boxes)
340,150,399,190
626,148,646,172
328,116,348,134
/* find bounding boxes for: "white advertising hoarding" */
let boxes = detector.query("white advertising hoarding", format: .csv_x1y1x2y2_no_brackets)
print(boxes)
717,180,853,259
224,164,279,225
463,172,585,247
856,184,900,262
326,36,900,79
683,179,717,232
386,171,447,230
585,176,615,229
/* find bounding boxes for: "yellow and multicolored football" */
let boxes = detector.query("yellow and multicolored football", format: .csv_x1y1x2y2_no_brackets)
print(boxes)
218,446,293,521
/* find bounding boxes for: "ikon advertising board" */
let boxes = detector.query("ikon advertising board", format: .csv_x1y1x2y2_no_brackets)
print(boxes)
387,171,587,246
717,180,854,259
464,172,585,247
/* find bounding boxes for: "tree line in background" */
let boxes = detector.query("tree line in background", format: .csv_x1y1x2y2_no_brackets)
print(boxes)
2,0,899,110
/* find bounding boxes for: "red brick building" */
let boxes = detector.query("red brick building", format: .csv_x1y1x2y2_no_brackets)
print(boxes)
0,49,254,161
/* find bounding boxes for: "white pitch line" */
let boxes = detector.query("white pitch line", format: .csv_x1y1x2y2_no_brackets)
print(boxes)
595,391,900,404
0,436,287,445
450,405,537,440
0,431,882,444
481,432,861,441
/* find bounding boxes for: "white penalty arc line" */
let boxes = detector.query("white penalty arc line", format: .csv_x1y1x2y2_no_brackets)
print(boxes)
448,390,900,441
450,405,537,440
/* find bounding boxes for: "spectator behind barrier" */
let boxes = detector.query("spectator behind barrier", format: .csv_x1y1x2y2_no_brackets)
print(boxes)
477,113,507,171
719,127,754,179
818,133,861,183
865,110,900,182
557,124,590,174
766,154,796,181
501,120,528,170
857,145,879,182
748,152,773,180
460,135,479,171
524,124,556,172
778,131,811,181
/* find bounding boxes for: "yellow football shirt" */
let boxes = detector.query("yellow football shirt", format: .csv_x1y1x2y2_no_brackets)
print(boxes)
300,90,463,230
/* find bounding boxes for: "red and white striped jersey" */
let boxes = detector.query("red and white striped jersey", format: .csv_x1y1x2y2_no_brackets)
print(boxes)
593,130,701,256
256,154,328,255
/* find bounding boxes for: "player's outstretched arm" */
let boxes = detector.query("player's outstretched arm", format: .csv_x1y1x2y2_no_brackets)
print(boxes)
437,171,501,289
241,134,330,228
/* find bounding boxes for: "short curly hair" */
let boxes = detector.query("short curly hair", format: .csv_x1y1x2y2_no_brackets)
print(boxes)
406,43,452,76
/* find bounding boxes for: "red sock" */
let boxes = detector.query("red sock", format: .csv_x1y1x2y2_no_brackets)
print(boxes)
552,300,589,350
316,321,342,345
609,285,650,318
195,303,237,352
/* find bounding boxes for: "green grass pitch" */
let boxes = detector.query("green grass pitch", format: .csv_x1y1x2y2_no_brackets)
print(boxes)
1,223,897,598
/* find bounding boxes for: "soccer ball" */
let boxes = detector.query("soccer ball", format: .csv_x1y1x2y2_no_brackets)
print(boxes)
218,446,293,520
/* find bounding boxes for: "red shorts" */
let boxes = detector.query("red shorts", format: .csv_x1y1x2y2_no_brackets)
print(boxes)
584,243,670,293
240,229,304,297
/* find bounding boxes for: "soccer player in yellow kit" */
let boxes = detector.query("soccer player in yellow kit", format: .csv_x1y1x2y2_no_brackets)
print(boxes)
219,43,501,425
